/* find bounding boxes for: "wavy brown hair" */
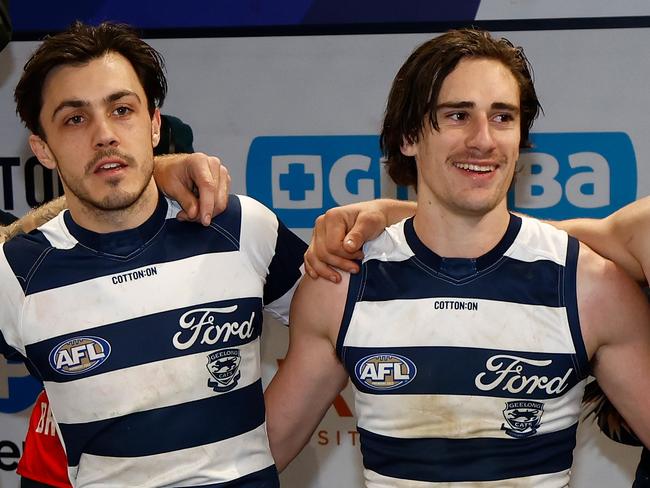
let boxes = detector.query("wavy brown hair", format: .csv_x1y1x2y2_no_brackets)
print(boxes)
15,21,167,138
380,28,542,189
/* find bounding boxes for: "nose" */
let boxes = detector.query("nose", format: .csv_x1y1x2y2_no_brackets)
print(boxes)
466,114,496,154
92,117,119,149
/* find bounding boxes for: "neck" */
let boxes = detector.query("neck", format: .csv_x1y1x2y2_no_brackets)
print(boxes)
413,196,510,258
66,180,159,234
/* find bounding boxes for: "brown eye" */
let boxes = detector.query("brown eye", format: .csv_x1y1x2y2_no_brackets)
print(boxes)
494,113,514,123
113,106,132,116
65,115,84,125
448,112,468,121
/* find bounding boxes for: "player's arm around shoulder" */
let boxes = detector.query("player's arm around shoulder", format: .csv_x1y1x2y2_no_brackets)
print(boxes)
0,196,67,243
577,241,650,446
557,196,650,283
265,273,350,471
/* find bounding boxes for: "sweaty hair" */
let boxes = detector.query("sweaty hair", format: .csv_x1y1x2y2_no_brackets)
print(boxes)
14,21,167,137
380,28,542,188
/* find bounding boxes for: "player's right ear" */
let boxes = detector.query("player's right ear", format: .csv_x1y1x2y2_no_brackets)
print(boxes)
28,134,57,170
401,139,417,157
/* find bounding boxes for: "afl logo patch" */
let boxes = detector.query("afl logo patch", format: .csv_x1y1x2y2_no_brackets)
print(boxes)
354,353,417,390
48,336,111,375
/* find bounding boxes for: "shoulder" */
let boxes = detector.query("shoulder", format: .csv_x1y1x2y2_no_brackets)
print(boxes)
510,215,570,264
0,215,73,311
1,227,59,284
236,194,275,219
167,194,282,247
219,195,306,276
291,273,350,342
576,241,650,357
607,197,650,281
577,242,635,300
217,194,279,241
362,218,413,263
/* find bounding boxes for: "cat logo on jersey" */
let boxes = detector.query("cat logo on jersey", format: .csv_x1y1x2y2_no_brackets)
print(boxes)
48,336,111,375
207,349,242,392
501,400,544,438
354,353,417,391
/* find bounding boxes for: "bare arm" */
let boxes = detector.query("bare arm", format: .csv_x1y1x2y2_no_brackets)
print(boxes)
0,196,67,242
555,197,650,283
311,196,650,284
264,274,350,471
577,242,650,446
304,199,416,282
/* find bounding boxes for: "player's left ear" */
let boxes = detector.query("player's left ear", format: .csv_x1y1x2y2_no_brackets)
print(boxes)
151,108,161,148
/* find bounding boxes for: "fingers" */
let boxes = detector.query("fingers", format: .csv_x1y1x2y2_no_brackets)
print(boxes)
304,212,362,282
343,211,387,253
188,154,218,226
154,153,200,220
304,248,343,283
152,152,228,226
176,209,190,221
170,177,200,221
214,163,231,216
171,188,199,221
192,155,232,226
319,209,364,262
304,201,393,282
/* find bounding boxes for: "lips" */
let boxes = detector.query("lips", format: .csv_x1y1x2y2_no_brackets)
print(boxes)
93,158,127,173
453,162,496,173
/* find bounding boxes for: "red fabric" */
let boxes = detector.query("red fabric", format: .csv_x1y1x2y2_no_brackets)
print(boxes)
16,391,72,488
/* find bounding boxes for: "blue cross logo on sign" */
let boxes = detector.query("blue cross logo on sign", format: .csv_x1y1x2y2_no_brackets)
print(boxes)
247,132,637,228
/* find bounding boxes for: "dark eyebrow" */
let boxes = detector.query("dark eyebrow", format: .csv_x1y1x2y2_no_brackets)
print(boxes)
436,101,474,111
105,90,141,105
492,102,519,113
436,101,520,113
51,90,142,122
51,99,88,121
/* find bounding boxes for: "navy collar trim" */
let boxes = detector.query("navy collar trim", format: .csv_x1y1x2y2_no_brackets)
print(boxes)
403,213,522,278
63,195,168,256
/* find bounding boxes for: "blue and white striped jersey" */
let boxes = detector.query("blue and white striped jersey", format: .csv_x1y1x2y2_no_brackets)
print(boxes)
338,214,589,487
0,194,306,487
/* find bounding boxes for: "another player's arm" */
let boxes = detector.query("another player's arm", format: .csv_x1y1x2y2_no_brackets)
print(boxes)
305,199,416,282
577,243,650,447
0,153,230,241
308,196,650,284
0,196,67,242
153,152,230,225
554,197,650,283
264,274,350,471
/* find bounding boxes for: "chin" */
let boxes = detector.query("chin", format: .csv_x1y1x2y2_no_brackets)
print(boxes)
94,194,142,211
81,184,152,212
454,199,502,217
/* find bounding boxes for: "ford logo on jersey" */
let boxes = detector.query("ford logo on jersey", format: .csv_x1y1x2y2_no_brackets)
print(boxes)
48,336,111,375
354,353,417,390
